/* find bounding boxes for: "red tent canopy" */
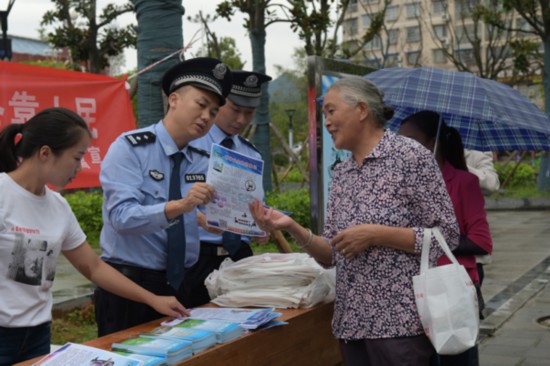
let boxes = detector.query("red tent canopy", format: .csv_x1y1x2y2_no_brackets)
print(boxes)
0,61,136,188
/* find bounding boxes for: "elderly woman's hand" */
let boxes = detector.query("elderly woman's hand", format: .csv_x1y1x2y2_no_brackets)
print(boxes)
248,199,293,233
331,224,381,259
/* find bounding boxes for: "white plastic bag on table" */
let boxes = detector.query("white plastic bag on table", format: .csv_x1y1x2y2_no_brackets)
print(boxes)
205,253,335,308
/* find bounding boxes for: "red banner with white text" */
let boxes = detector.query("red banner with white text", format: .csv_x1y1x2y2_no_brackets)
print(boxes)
0,61,136,188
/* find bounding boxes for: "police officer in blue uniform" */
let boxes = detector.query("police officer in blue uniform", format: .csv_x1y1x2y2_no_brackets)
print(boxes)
94,57,233,336
180,70,272,308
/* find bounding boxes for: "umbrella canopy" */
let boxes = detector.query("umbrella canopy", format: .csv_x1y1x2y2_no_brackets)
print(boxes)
364,67,550,151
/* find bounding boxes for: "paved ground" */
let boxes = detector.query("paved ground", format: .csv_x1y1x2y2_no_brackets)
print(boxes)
478,210,550,366
51,209,550,364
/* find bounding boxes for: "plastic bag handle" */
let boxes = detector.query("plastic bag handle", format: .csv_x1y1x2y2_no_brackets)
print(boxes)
420,227,460,274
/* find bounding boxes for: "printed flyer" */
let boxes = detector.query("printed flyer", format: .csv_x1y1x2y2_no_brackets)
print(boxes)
205,144,265,237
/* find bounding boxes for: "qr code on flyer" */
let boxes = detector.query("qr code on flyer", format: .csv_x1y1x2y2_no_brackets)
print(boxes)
219,219,227,229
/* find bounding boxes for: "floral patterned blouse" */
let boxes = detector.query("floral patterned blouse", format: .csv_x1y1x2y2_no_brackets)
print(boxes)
323,130,459,340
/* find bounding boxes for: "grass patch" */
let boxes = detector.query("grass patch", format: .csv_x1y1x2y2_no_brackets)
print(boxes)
491,185,550,198
51,302,97,345
251,240,304,255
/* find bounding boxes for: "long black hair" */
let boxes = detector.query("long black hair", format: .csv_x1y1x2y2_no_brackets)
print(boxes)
0,107,91,173
400,110,468,171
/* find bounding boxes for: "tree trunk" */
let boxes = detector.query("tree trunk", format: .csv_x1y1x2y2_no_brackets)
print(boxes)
250,28,273,192
134,0,184,127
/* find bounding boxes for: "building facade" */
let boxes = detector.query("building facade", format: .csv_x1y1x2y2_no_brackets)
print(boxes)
342,0,540,79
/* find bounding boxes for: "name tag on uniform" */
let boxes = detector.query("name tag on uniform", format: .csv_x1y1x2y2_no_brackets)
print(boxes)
184,174,206,183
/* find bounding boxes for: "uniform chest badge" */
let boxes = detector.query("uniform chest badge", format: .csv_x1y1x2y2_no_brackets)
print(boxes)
185,174,206,183
149,170,164,181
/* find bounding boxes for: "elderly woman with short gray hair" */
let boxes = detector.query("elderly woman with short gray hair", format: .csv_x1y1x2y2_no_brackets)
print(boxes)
249,76,459,366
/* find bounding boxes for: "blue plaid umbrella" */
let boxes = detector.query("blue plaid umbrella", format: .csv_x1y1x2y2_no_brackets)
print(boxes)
364,67,550,151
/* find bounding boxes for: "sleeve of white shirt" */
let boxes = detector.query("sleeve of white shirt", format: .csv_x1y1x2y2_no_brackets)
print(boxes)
465,149,500,194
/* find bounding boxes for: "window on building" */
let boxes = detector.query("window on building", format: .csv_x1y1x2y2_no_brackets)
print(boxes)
386,53,400,67
485,23,509,41
406,51,421,65
433,24,447,39
455,0,480,18
388,29,399,45
406,26,421,43
364,57,381,69
364,36,382,50
363,0,380,4
406,2,421,18
362,14,372,29
516,18,534,37
385,5,399,22
487,45,511,60
350,0,358,12
455,23,479,44
433,49,447,64
432,1,447,14
456,48,475,66
344,18,359,36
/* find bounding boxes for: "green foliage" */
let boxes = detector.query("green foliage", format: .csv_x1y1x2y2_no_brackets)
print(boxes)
193,36,245,69
495,162,537,188
64,190,103,248
66,303,96,326
52,303,97,344
21,60,70,70
41,0,136,73
279,166,307,183
265,188,310,230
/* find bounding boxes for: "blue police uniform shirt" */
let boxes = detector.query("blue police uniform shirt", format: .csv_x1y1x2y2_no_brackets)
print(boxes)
190,124,264,245
100,121,207,270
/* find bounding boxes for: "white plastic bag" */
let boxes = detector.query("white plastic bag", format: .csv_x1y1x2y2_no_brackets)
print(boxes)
205,253,336,308
413,228,479,355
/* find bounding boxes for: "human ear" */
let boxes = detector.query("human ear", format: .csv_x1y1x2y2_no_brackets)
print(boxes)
358,101,369,121
38,145,52,161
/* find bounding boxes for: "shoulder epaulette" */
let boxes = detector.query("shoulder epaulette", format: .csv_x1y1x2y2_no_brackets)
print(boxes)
188,145,210,157
124,131,156,146
237,136,260,154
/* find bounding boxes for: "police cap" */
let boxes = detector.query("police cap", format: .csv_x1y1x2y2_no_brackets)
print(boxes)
162,57,233,105
228,70,272,108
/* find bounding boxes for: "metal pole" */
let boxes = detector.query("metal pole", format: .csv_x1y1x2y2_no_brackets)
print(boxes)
0,1,16,61
285,109,296,163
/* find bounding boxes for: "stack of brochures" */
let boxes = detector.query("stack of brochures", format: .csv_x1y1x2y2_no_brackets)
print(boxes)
111,335,193,364
112,351,168,366
142,326,217,354
163,307,284,332
173,318,244,344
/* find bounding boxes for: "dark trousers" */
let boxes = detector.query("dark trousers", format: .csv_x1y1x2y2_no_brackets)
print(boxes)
179,242,252,308
338,335,435,366
94,262,177,337
0,322,50,366
435,345,479,366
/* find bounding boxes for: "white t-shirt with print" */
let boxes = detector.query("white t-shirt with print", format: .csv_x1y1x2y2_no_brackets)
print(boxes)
0,173,86,327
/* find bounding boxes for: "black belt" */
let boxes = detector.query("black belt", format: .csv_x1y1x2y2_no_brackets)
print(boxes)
200,241,248,257
106,262,166,282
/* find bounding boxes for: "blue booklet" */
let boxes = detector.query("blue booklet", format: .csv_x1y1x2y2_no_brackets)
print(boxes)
174,318,244,344
111,335,193,364
143,326,217,354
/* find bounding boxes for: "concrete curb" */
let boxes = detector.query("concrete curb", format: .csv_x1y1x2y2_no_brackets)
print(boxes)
485,197,550,211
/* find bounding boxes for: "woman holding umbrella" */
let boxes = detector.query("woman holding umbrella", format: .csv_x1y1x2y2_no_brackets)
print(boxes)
399,110,493,366
249,76,459,366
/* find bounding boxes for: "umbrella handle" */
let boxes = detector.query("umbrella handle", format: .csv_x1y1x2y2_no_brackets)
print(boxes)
433,115,444,157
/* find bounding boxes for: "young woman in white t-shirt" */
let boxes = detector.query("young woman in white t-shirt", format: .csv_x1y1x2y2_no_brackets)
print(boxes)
0,107,189,366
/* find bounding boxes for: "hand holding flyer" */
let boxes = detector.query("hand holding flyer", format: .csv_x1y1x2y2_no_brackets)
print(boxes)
205,144,266,237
